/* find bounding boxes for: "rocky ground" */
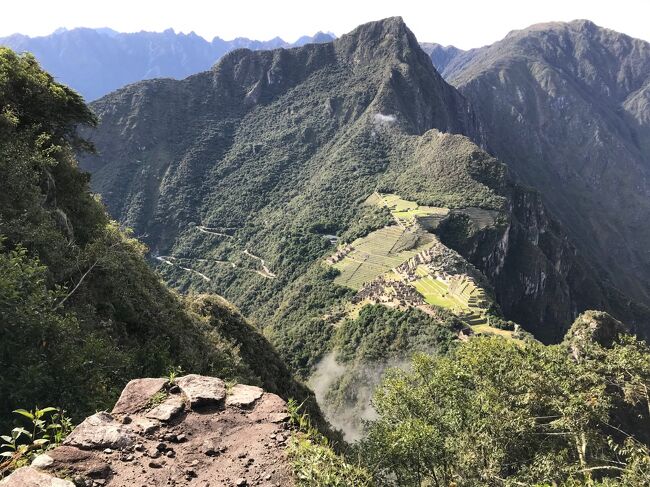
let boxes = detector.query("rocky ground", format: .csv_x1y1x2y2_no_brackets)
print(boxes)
0,375,295,487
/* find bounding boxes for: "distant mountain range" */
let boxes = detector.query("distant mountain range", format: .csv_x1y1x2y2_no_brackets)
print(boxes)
0,27,335,100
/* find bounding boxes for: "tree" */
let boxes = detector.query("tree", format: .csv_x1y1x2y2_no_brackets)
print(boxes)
362,332,650,486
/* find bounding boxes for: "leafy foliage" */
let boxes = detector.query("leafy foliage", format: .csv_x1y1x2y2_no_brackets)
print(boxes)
287,399,373,486
335,305,458,364
0,407,72,476
0,47,316,431
362,330,650,486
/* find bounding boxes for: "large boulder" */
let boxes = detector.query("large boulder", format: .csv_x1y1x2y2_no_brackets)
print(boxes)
63,411,136,450
175,374,226,408
112,378,168,415
1,376,294,486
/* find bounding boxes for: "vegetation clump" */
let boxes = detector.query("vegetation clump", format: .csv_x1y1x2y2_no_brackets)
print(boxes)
361,325,650,486
287,399,372,486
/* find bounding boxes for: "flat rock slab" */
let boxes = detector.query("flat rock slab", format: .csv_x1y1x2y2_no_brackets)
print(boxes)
0,467,74,486
64,411,135,450
112,377,167,414
145,395,185,421
176,374,226,408
19,376,294,486
226,384,264,408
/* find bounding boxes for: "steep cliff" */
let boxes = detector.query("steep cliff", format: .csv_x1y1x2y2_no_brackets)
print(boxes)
439,20,650,308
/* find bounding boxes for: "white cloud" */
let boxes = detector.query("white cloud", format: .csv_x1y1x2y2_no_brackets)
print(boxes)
374,113,397,124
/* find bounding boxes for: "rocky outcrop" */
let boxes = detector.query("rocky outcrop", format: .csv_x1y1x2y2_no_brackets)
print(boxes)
564,310,629,359
1,376,294,487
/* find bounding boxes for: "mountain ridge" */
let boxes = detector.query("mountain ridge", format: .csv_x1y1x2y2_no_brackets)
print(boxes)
81,16,650,352
0,27,336,100
433,19,650,307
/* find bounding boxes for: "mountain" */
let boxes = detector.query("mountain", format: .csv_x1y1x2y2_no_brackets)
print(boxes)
80,11,650,412
430,20,650,309
0,46,319,433
0,28,335,100
420,42,464,75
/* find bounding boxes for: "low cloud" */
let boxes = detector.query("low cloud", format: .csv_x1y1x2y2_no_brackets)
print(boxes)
373,113,397,124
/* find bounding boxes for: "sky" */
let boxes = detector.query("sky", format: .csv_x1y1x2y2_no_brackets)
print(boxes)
3,0,649,49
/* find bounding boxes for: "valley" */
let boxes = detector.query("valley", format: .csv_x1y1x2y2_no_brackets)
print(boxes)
2,11,650,486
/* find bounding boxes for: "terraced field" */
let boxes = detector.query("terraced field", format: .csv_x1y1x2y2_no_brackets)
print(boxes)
367,192,449,228
332,226,435,289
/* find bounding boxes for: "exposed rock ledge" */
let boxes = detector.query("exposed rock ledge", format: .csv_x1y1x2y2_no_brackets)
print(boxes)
0,375,294,487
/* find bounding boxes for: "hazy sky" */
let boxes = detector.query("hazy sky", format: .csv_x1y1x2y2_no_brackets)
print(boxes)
3,0,649,48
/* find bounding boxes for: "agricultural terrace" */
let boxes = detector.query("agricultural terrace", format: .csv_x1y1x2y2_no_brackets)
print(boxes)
410,265,488,324
366,192,449,229
331,226,435,289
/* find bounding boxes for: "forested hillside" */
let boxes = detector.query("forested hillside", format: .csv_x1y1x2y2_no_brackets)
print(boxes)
0,47,317,432
82,17,649,352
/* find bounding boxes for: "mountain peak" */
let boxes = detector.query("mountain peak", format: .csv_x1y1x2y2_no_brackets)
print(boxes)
335,16,421,63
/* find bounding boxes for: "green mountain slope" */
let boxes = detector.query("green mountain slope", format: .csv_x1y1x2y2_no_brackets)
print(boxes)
82,18,650,351
0,47,316,431
439,20,650,308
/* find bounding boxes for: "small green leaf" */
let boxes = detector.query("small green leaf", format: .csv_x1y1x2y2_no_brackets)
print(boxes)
0,452,13,458
13,409,34,420
0,435,11,443
32,438,49,447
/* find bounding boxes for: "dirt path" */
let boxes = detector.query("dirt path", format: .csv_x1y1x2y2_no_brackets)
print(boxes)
243,250,277,279
196,225,233,238
155,256,212,282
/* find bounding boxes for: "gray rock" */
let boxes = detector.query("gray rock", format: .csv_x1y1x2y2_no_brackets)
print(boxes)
129,417,159,435
112,378,167,415
145,396,184,422
175,374,226,408
0,466,74,486
226,384,263,408
64,412,135,450
31,454,54,468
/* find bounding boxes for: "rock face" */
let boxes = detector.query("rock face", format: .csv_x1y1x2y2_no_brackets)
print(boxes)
0,375,294,486
439,187,650,342
439,20,650,310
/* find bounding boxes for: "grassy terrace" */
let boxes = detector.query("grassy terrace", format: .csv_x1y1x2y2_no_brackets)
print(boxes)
368,192,450,228
331,193,514,338
332,226,435,289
